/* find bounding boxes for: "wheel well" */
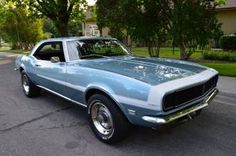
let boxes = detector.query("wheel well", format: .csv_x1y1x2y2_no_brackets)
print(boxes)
85,89,111,104
85,88,131,123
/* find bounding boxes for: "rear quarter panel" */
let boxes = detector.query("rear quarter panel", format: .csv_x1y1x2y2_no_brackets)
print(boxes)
15,55,38,84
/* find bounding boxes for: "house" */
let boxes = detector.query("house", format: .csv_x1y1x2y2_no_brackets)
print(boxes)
216,0,236,35
81,6,109,37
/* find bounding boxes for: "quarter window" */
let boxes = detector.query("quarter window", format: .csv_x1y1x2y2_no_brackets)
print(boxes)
33,42,65,62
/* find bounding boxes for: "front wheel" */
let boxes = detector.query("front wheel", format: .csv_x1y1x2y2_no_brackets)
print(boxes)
88,94,131,144
21,70,40,97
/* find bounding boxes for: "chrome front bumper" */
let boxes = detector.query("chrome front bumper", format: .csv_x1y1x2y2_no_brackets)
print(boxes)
142,89,218,124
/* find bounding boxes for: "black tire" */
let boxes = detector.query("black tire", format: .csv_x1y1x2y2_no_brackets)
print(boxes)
88,94,131,144
21,70,40,97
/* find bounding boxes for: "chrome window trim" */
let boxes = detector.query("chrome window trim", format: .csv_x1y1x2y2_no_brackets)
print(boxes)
64,38,132,62
30,40,70,62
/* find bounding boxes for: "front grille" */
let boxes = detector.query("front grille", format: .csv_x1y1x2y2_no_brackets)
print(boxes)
163,74,218,111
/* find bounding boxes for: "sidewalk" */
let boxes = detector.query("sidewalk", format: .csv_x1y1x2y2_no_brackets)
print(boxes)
218,76,236,94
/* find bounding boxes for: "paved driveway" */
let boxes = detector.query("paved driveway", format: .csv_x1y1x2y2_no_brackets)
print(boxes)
0,53,235,156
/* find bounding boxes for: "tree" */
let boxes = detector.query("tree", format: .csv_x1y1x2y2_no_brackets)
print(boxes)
68,19,83,36
96,0,170,57
97,0,224,60
126,0,170,56
169,0,223,60
0,2,44,49
10,0,87,37
43,18,59,37
96,0,129,46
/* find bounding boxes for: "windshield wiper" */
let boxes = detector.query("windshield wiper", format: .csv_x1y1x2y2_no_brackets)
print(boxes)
80,54,106,59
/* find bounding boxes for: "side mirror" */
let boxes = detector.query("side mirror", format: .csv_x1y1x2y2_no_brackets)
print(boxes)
50,56,60,63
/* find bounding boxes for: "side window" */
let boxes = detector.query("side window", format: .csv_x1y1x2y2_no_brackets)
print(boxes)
33,42,65,62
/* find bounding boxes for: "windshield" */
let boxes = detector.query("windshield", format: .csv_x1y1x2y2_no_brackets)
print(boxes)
67,39,131,60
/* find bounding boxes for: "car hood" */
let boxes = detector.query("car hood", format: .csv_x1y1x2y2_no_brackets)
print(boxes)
79,56,207,85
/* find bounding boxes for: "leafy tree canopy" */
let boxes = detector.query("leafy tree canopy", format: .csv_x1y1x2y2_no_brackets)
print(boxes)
97,0,171,57
97,0,225,59
0,1,44,49
170,0,223,59
8,0,88,37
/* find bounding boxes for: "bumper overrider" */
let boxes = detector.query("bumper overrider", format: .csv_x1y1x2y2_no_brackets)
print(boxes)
142,88,218,125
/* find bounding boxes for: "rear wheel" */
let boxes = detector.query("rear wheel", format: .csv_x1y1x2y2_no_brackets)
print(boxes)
88,94,131,144
21,70,40,97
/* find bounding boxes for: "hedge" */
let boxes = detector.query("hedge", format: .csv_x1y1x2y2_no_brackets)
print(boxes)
203,51,236,62
220,35,236,50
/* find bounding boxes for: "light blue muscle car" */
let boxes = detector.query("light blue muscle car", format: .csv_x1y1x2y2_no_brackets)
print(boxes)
15,37,218,144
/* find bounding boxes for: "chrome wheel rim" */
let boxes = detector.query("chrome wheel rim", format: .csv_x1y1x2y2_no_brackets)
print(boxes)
91,101,114,137
22,74,29,94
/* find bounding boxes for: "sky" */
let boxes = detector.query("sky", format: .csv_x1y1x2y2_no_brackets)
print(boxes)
87,0,96,6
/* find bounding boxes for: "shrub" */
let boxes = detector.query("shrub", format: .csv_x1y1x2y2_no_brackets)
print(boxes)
203,51,236,62
220,35,236,50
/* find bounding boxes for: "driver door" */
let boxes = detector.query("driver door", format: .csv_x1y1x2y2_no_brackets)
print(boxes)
33,41,67,95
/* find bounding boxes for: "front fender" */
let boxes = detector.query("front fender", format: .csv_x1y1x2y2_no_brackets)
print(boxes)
84,83,132,123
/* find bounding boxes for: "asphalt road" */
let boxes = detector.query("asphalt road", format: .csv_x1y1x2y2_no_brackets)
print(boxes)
0,53,235,156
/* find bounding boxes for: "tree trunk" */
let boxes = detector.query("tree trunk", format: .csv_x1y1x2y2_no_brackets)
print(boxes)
156,45,160,57
148,43,153,56
100,28,103,36
179,43,189,60
55,22,69,37
148,41,160,57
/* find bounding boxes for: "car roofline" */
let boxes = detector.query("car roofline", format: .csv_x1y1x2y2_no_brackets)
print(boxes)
43,36,117,42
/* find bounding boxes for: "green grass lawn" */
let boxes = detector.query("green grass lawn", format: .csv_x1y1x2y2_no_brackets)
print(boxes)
132,47,203,59
200,63,236,77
